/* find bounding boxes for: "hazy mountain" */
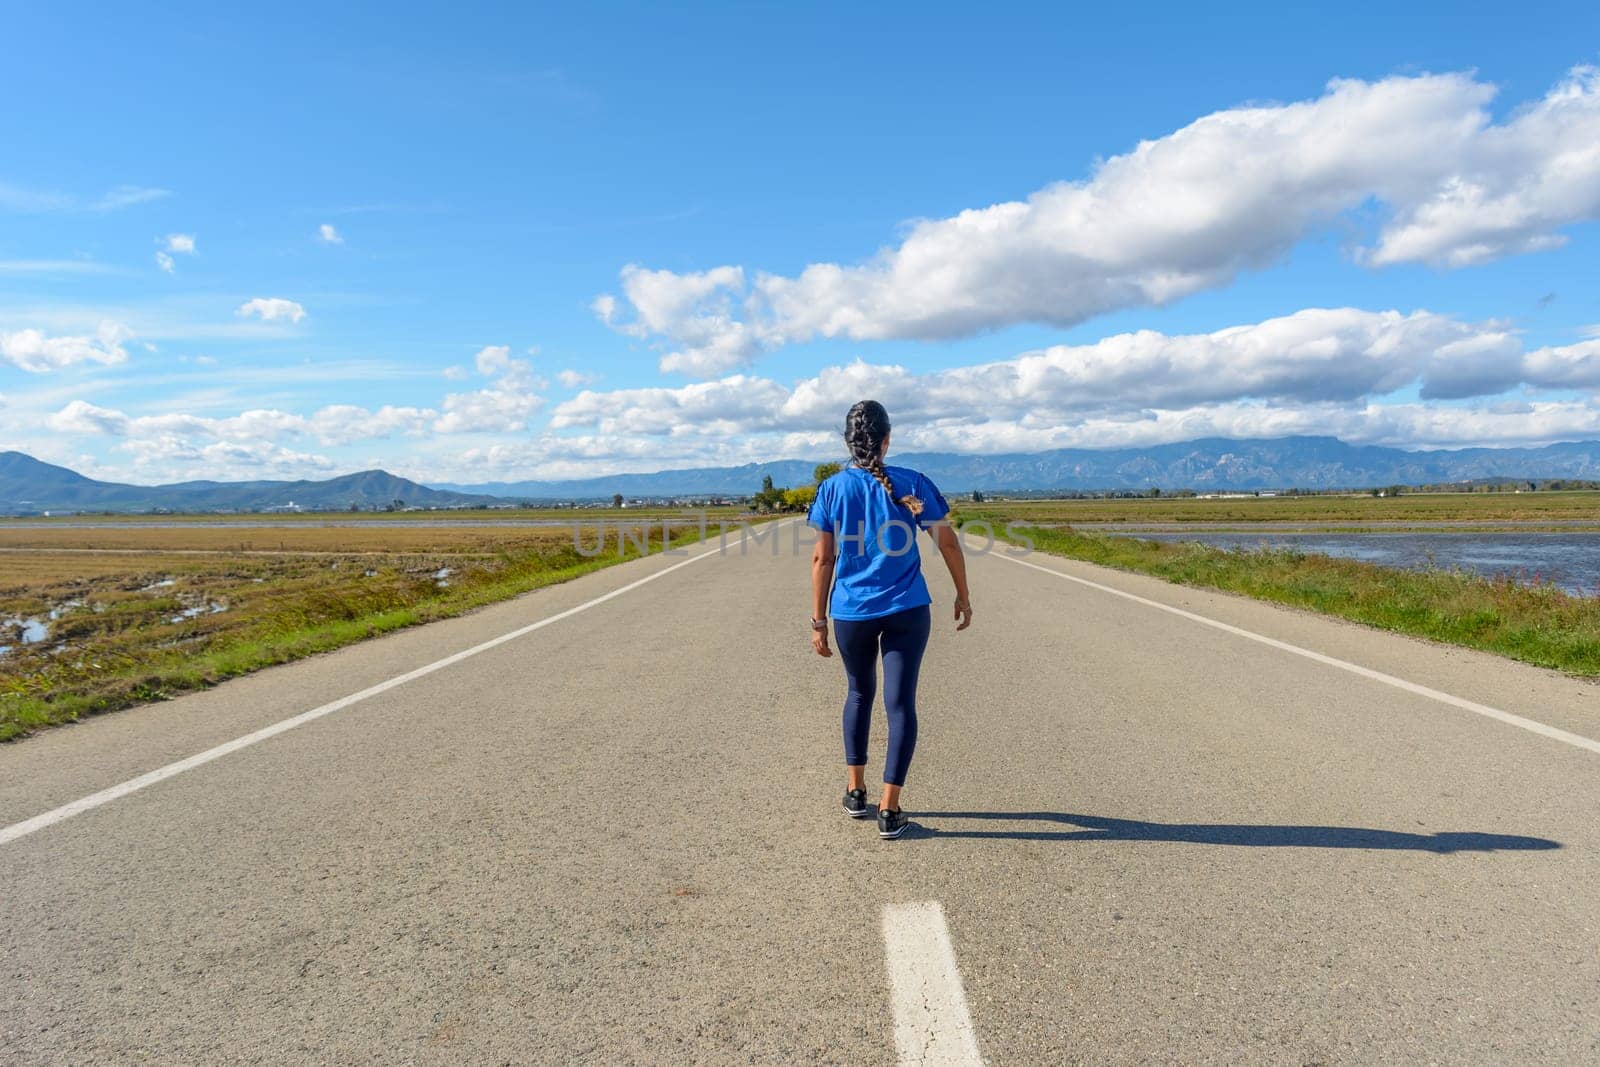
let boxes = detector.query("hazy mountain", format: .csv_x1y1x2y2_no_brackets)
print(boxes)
7,436,1600,514
435,437,1600,496
432,460,830,501
903,437,1600,491
0,452,498,514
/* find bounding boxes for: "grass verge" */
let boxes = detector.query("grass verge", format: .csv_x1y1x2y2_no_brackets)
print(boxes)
960,510,1600,677
0,520,735,742
976,489,1600,526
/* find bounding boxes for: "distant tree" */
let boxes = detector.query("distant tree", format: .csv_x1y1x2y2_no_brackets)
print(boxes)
971,489,985,503
1386,485,1405,497
391,498,405,511
813,462,842,485
783,486,816,511
1146,487,1162,498
753,475,791,512
612,493,624,509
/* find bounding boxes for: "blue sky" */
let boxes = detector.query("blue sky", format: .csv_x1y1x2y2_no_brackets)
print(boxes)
3,2,1599,484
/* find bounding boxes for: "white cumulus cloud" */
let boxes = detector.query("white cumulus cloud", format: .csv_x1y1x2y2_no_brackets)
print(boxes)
318,223,343,244
154,233,196,273
560,308,1538,435
546,306,1600,461
237,297,307,324
557,369,600,388
1520,338,1600,389
31,307,1600,484
435,345,546,434
46,399,436,450
47,399,132,435
1368,66,1600,267
597,66,1600,376
116,437,337,478
0,321,133,373
474,344,514,375
552,374,790,435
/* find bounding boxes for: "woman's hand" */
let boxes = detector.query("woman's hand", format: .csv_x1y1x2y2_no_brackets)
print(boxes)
811,627,833,657
933,524,973,633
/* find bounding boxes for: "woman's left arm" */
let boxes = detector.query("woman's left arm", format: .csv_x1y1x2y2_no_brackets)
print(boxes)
932,523,973,631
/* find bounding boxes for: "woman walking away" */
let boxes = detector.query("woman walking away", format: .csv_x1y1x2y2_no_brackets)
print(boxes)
807,400,973,840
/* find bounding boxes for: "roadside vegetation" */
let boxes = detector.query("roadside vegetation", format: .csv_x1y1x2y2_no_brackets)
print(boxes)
978,489,1600,528
0,514,745,741
0,504,736,525
750,462,843,514
960,502,1600,677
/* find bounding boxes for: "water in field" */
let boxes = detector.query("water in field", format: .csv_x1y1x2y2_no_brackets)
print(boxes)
1125,531,1600,597
0,615,51,658
168,602,229,624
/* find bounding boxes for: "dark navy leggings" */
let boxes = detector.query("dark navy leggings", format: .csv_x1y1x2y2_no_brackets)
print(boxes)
833,605,931,787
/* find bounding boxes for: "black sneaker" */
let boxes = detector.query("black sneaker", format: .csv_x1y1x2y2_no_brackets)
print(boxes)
878,807,909,839
842,788,870,818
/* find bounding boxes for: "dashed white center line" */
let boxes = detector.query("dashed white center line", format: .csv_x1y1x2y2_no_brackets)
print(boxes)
882,901,986,1066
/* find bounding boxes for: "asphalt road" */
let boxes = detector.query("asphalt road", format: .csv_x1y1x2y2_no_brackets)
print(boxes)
3,521,1598,1064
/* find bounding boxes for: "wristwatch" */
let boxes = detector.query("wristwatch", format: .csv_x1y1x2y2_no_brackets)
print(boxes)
809,617,828,631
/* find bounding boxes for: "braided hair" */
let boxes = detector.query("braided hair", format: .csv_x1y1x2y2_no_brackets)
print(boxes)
843,400,923,516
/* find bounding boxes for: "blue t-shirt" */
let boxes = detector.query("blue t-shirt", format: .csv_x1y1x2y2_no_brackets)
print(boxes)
807,464,951,621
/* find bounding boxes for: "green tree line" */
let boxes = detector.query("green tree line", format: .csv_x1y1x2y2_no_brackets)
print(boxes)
752,463,842,513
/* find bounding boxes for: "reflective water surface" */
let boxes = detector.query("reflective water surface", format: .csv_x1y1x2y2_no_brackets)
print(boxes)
1127,531,1600,596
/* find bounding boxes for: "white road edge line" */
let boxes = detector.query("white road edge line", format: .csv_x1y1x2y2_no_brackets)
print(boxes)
0,520,792,847
990,546,1600,758
882,901,985,1067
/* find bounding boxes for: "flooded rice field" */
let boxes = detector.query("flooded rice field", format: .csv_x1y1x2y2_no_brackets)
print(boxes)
1124,530,1600,596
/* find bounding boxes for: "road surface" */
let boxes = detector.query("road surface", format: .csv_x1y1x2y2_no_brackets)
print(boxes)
3,521,1598,1064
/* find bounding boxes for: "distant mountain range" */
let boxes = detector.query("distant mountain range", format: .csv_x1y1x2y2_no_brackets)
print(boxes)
435,437,1600,497
0,452,495,514
6,436,1600,514
431,460,830,501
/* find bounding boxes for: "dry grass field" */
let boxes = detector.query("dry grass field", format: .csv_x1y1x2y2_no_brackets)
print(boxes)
0,516,737,741
0,523,620,554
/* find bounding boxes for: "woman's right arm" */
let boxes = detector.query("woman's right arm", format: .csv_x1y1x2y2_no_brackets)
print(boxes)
811,530,836,657
933,523,973,631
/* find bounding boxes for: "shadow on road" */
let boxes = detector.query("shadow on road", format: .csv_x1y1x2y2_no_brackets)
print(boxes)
912,812,1561,853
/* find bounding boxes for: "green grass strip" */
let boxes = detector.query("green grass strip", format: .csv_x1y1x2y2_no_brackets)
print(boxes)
961,510,1600,677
